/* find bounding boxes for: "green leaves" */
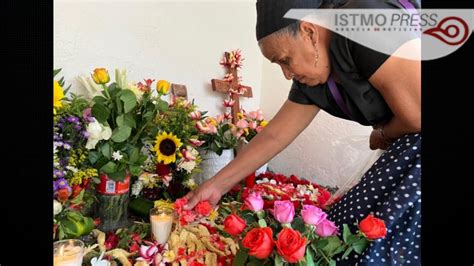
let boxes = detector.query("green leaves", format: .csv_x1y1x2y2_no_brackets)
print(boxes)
91,103,110,123
352,238,370,254
100,161,117,174
101,142,112,159
116,114,136,129
305,247,315,266
108,170,127,181
120,89,137,113
233,244,249,266
156,98,169,112
274,254,284,266
111,126,132,143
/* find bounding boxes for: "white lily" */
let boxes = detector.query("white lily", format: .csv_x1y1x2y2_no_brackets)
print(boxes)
77,76,103,100
115,68,128,90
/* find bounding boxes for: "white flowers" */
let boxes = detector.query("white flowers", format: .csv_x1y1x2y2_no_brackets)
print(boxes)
131,180,144,197
85,118,112,150
177,146,199,173
128,83,144,102
112,151,123,161
53,200,62,216
77,76,103,100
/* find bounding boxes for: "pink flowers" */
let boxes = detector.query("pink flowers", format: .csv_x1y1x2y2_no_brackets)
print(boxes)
272,200,295,224
315,219,338,237
219,49,244,70
223,99,235,108
301,205,327,226
189,111,202,121
189,138,205,147
244,192,264,212
195,121,217,134
174,198,214,225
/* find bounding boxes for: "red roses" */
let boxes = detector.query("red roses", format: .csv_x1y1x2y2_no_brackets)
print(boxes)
275,228,307,263
242,227,275,259
359,214,387,240
223,214,246,236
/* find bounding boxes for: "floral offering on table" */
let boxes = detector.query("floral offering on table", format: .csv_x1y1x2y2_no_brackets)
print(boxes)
217,178,388,266
54,69,98,240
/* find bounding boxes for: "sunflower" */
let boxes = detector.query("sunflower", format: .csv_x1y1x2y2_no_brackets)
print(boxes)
154,132,183,165
53,80,64,113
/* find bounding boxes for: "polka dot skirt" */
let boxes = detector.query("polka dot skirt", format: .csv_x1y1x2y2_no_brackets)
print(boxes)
328,133,421,265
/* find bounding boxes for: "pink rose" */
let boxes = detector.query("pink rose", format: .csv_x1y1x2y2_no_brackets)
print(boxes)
272,200,295,224
301,205,327,226
315,219,338,237
244,192,264,212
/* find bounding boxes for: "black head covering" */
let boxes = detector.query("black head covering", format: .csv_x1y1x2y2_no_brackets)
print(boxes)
256,0,323,41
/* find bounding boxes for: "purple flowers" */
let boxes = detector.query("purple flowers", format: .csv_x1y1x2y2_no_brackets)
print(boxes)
53,178,71,193
53,169,65,178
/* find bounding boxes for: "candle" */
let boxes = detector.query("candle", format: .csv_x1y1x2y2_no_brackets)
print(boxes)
53,239,84,266
150,207,175,245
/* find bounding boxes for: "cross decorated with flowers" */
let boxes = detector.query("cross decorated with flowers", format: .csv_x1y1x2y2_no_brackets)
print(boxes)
211,49,253,125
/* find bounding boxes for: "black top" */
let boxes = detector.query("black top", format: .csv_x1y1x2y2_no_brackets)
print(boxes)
288,0,420,126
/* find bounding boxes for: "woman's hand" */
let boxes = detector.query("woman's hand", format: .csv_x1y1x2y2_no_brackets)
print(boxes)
183,177,227,210
369,128,393,150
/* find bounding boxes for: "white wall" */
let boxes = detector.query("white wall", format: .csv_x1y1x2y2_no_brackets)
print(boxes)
54,0,263,117
55,0,378,188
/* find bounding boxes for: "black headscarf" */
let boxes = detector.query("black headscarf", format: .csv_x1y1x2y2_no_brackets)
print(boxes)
255,0,323,41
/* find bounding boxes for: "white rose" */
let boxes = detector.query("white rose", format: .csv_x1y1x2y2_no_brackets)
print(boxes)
85,119,112,150
53,200,62,216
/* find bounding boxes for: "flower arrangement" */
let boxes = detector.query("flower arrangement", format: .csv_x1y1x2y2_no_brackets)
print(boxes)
226,172,333,211
218,183,387,265
234,109,268,142
53,69,97,240
130,96,204,204
195,114,239,156
84,68,169,182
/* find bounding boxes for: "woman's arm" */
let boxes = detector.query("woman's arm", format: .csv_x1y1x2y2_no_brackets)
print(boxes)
368,44,421,149
184,100,320,209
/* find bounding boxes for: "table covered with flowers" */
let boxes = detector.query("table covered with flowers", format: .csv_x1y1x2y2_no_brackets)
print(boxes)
53,60,387,266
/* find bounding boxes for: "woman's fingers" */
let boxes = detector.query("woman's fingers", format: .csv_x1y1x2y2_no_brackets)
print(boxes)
183,190,201,210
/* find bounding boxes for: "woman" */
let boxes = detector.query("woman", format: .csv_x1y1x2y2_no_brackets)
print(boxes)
185,0,421,264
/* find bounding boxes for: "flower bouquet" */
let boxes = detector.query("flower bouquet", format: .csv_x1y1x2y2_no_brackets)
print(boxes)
194,114,239,184
79,68,169,231
53,69,98,240
129,96,204,217
218,184,387,265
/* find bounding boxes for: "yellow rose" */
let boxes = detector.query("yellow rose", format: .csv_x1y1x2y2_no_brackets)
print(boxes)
156,80,170,95
260,120,268,127
53,80,64,112
91,68,110,85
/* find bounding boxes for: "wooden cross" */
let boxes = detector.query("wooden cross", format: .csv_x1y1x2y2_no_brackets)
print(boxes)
170,83,188,100
211,68,253,124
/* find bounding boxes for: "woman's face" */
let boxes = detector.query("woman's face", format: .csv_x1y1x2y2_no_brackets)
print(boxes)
259,23,330,86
